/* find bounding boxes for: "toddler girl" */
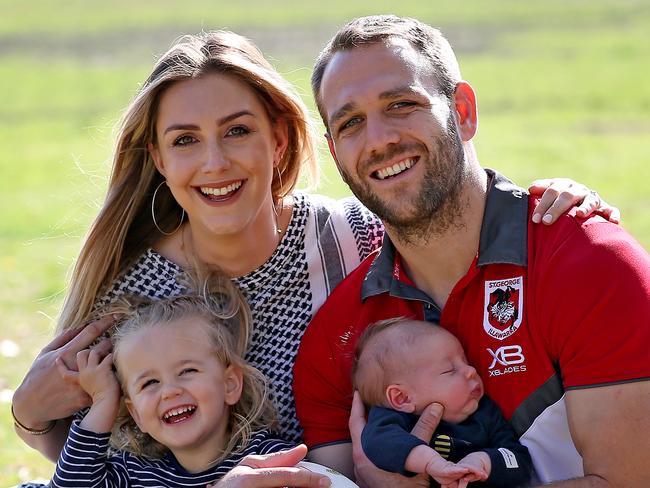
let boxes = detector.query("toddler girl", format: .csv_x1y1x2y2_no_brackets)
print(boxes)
50,274,295,486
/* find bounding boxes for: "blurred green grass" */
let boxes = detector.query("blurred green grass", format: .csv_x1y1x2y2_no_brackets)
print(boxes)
1,0,649,484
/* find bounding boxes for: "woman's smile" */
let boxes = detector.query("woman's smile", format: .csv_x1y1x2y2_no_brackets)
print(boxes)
196,180,246,204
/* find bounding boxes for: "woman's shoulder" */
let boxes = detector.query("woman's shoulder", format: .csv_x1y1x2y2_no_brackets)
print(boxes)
297,192,384,259
94,249,187,310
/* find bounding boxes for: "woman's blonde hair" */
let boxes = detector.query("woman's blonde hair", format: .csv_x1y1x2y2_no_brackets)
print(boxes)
106,271,277,461
57,30,318,333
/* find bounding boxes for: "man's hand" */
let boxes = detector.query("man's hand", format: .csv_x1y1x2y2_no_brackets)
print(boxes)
208,444,331,487
350,392,443,487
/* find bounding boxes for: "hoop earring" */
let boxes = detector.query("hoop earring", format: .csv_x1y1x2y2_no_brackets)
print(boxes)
275,166,285,217
151,181,185,236
272,199,282,236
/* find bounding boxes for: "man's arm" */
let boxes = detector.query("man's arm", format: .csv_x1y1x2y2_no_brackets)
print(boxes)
537,381,650,488
350,394,443,488
308,396,445,487
529,215,650,486
211,445,332,488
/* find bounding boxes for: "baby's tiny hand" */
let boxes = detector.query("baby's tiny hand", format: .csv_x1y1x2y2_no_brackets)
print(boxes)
426,455,470,486
456,451,490,483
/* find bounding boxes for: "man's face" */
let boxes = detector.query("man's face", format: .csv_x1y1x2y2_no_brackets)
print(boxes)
320,39,466,243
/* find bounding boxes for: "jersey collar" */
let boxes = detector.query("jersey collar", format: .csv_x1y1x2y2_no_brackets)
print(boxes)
361,169,529,301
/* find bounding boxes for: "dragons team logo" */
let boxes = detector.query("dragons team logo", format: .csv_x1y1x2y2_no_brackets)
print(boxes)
483,276,524,340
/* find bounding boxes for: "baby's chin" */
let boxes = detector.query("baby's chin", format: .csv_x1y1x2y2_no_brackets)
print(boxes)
441,397,482,424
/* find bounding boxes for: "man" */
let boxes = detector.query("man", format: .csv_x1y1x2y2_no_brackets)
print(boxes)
294,15,650,487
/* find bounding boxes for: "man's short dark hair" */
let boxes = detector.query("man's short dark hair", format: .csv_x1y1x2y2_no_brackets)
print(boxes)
312,15,462,130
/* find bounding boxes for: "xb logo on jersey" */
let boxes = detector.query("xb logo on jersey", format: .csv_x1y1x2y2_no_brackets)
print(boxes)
487,345,526,377
483,276,524,340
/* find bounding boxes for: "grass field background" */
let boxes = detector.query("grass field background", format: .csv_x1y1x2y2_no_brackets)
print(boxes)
1,0,649,483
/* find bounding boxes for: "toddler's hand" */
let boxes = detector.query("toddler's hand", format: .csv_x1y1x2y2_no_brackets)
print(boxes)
57,348,121,433
57,349,120,405
78,349,121,403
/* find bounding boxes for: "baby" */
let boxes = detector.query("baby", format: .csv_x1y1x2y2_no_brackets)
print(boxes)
353,318,532,488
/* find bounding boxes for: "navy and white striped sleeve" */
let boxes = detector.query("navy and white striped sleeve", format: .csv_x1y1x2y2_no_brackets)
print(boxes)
50,421,129,487
252,430,295,455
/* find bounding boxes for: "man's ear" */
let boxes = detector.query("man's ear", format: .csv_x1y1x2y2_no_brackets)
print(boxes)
148,142,166,176
125,398,147,434
453,81,478,141
223,365,244,406
325,133,342,173
386,384,416,413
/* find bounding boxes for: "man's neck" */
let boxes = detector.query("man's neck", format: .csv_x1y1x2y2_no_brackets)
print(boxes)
387,168,488,310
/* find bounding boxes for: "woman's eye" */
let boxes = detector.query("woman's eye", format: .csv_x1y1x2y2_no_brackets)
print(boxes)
226,125,250,137
172,135,196,146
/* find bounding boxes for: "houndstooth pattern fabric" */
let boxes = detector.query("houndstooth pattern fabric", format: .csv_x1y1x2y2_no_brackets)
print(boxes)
91,192,383,443
343,197,385,261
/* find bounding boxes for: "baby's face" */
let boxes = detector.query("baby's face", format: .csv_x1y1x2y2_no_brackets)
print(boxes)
403,330,483,423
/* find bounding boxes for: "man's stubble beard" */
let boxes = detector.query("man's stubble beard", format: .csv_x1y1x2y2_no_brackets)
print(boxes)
339,119,467,246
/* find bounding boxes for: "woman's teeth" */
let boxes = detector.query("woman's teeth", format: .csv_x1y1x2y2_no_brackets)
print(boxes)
375,158,415,180
200,181,242,196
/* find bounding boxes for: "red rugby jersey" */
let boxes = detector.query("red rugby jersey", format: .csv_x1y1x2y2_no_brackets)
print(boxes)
294,170,650,484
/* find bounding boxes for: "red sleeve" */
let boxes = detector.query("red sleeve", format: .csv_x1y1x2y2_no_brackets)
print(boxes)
294,248,428,448
530,216,650,389
293,287,358,448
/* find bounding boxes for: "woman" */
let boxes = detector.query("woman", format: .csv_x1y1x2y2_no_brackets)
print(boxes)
12,30,613,486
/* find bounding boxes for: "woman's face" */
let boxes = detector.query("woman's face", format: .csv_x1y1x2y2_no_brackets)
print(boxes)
150,73,287,238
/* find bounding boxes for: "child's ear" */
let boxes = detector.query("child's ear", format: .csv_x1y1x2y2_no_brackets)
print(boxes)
386,384,416,413
224,365,244,406
125,399,147,434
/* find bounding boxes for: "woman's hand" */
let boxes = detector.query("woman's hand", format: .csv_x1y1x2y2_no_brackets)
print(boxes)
208,444,331,487
11,316,115,459
529,178,620,225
